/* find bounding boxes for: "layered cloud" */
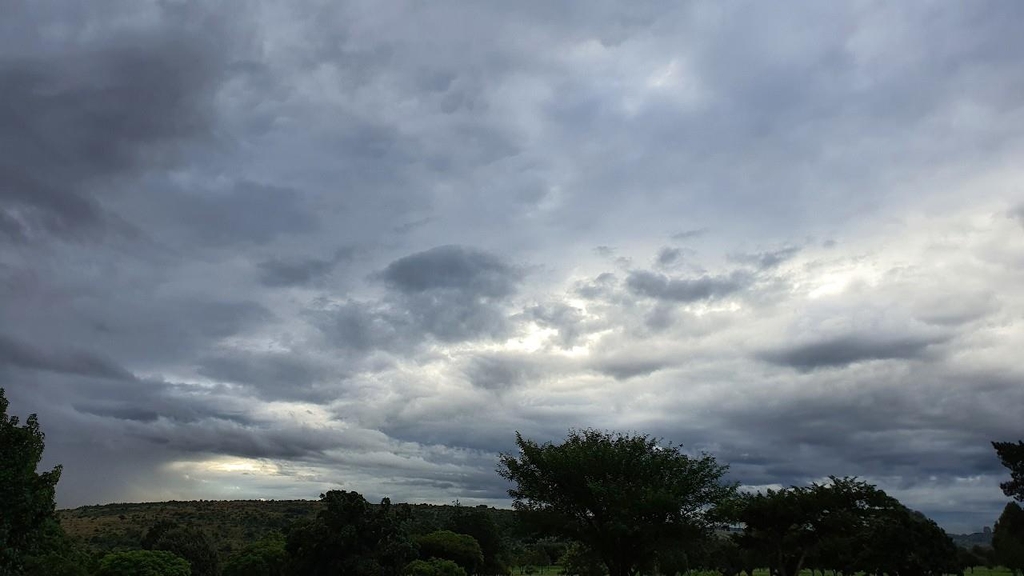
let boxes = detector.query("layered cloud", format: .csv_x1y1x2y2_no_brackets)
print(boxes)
2,0,1023,534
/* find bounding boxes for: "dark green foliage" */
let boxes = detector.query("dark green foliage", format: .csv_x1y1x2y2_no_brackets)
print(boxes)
285,490,417,576
415,530,484,574
498,429,735,576
993,502,1024,576
995,441,1024,503
447,506,512,575
733,477,958,576
406,558,468,576
222,533,287,576
20,518,92,576
96,550,192,576
733,477,898,576
558,543,606,576
143,522,219,576
0,388,64,576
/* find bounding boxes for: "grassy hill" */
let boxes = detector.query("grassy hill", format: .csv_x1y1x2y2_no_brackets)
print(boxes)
59,500,521,558
59,500,322,556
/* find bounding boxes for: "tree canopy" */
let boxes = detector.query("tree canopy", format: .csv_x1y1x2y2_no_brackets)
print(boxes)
994,502,1024,576
0,387,64,576
497,429,735,576
994,441,1024,503
732,477,958,576
95,550,192,576
285,490,417,576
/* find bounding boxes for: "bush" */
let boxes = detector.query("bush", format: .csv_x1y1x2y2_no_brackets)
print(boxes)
406,558,468,576
96,550,192,576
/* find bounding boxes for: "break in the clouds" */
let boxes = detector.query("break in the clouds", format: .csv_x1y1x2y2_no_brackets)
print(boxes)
2,0,1024,534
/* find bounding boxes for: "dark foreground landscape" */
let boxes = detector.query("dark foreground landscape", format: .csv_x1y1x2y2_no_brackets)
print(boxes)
6,388,1024,576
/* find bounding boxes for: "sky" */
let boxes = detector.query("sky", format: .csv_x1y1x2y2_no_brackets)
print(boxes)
1,0,1023,534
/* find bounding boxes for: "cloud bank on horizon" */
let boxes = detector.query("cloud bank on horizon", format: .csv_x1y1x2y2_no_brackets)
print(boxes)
2,0,1023,533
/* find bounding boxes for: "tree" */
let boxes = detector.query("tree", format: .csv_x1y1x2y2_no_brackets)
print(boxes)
994,441,1024,502
0,388,63,576
558,543,606,576
406,558,467,576
143,522,219,576
222,533,287,576
95,550,192,576
993,502,1024,576
447,507,512,575
734,477,957,576
497,429,735,576
285,490,417,576
416,530,484,574
733,477,897,576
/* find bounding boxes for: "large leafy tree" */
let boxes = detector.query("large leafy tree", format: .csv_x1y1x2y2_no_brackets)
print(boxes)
497,429,735,576
285,490,417,576
0,388,63,576
994,441,1024,502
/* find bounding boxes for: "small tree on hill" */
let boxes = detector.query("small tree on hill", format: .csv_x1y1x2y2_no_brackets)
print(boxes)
498,429,735,576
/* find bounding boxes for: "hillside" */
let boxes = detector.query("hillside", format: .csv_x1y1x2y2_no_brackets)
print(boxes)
59,500,521,558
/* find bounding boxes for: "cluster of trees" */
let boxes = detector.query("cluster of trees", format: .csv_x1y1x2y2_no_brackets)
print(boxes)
497,430,964,576
5,386,1024,576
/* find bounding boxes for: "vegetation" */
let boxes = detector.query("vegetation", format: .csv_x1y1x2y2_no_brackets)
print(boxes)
4,389,1024,576
95,550,191,576
994,442,1024,503
1,388,67,576
498,429,735,576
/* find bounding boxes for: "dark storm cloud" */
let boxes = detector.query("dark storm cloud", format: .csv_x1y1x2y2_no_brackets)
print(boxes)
626,270,751,302
0,334,134,380
380,245,518,298
758,334,948,371
0,10,228,242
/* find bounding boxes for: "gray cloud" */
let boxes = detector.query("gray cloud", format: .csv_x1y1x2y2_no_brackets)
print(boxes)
656,247,682,267
0,6,229,242
731,247,801,269
0,334,134,380
626,270,751,302
758,334,947,371
380,245,518,298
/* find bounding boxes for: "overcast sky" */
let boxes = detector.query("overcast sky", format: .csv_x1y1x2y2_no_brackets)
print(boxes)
2,0,1023,534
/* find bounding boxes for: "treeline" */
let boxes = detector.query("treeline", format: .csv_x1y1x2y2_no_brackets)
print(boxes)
5,388,1024,576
